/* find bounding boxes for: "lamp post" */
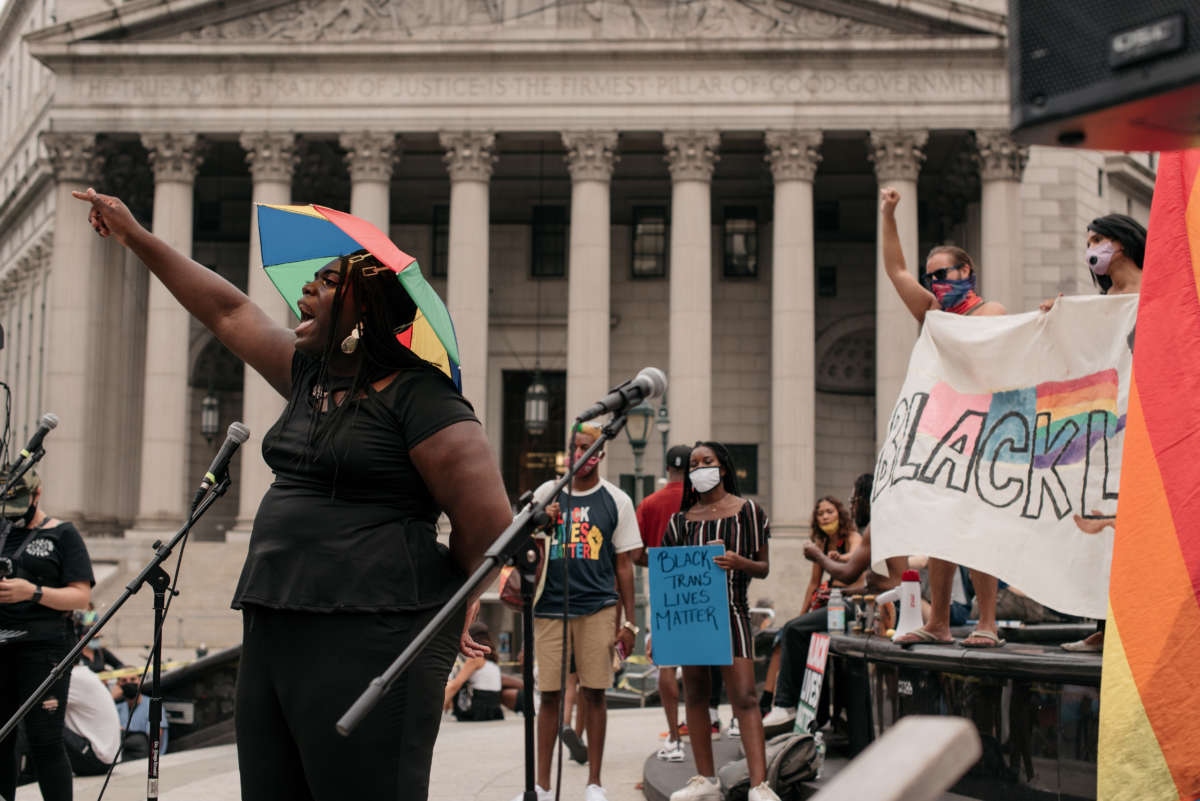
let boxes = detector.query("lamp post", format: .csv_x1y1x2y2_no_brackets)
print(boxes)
655,394,670,478
625,402,655,648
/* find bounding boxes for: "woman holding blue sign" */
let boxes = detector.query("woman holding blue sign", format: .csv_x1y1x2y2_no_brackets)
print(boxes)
663,443,779,801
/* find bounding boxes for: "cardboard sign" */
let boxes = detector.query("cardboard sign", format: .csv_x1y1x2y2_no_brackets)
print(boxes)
795,633,831,734
647,544,732,666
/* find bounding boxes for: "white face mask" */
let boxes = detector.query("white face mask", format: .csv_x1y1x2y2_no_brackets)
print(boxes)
1087,241,1116,276
689,466,721,494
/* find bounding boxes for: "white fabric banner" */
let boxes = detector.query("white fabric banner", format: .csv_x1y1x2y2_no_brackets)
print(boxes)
870,295,1138,619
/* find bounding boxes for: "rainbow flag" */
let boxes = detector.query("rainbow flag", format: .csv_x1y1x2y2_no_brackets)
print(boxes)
1099,150,1200,801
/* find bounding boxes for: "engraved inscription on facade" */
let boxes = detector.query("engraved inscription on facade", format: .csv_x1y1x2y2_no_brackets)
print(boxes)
69,69,1006,107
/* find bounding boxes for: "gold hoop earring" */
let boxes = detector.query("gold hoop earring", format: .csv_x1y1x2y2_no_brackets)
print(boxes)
340,323,362,354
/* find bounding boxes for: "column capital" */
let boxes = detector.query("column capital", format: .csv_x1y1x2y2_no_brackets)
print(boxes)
239,131,297,183
141,133,205,184
664,131,720,182
439,131,496,182
765,130,823,182
340,131,400,183
868,130,928,182
40,132,101,183
562,131,619,182
975,130,1030,182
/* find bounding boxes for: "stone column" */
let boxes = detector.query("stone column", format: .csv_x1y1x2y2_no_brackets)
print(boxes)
128,134,204,539
765,130,822,534
39,132,106,523
340,132,398,233
562,131,618,433
869,130,927,450
439,131,495,426
976,131,1029,314
663,131,719,445
232,132,296,537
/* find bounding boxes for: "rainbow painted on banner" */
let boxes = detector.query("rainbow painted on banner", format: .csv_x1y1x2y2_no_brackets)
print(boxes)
1098,150,1200,801
917,371,1124,467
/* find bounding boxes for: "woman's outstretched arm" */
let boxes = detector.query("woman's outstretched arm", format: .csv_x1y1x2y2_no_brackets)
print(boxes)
880,187,939,324
74,188,295,396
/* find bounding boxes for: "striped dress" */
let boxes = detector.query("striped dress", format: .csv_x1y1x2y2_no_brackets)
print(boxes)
663,499,770,659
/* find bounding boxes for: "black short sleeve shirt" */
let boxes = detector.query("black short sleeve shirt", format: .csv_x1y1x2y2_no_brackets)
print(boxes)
232,352,479,612
0,520,94,642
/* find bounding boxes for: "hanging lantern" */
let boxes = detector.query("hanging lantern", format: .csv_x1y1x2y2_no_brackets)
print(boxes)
524,373,550,437
200,391,220,443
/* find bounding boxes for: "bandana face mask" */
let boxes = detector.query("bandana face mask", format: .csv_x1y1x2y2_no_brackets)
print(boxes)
929,275,977,311
818,520,840,536
1087,241,1116,275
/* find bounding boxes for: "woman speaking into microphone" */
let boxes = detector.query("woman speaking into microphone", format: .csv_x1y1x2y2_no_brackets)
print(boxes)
75,188,512,801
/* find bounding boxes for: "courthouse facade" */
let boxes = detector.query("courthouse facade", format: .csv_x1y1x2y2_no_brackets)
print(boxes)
0,0,1155,642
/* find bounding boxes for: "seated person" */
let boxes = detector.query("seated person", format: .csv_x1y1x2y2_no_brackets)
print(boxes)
762,475,907,727
113,675,169,760
64,663,121,775
443,621,504,722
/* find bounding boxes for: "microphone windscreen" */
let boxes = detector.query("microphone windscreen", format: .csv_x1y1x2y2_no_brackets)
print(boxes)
227,422,250,443
39,413,59,430
637,367,667,399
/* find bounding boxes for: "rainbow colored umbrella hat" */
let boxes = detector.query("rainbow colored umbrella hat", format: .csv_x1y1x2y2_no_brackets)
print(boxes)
256,203,461,390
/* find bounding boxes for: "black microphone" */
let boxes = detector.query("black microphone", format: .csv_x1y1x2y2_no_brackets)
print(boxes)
575,367,667,422
198,422,250,493
18,413,58,463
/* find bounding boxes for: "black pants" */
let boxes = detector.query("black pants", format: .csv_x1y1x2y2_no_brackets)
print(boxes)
0,636,74,801
236,604,463,801
773,610,828,709
62,728,110,777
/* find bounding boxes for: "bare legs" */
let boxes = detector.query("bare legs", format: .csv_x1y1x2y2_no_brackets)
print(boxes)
681,659,766,785
659,666,681,741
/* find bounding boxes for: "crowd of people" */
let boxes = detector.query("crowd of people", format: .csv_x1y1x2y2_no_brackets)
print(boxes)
53,176,1143,801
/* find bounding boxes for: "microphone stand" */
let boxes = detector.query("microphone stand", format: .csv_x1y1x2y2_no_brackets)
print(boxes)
0,472,233,801
338,413,629,801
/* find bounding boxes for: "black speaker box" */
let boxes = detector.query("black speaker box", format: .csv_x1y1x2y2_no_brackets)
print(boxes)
1010,2,1200,151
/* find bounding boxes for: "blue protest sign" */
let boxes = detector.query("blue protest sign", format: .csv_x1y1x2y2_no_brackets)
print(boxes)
648,544,732,666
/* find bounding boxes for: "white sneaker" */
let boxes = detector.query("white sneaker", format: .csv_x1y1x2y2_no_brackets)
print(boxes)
669,775,721,801
728,716,741,738
761,706,797,727
748,781,782,801
584,784,609,801
656,737,686,762
508,785,552,801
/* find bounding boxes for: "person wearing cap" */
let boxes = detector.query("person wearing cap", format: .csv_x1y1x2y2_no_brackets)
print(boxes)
75,190,512,801
0,467,94,801
634,445,691,762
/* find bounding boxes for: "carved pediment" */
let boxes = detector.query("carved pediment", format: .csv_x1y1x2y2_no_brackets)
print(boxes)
33,0,1004,45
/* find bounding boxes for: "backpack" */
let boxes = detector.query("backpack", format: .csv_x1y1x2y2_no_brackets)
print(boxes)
718,731,818,801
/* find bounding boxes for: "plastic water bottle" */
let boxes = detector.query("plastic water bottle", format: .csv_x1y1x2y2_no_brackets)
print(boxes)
813,731,827,779
827,588,845,633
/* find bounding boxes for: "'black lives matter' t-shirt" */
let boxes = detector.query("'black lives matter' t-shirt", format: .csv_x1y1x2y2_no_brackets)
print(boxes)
233,352,478,613
0,521,94,642
533,479,641,619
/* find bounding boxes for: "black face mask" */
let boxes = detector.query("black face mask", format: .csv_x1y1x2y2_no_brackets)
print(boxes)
4,505,36,528
121,683,139,701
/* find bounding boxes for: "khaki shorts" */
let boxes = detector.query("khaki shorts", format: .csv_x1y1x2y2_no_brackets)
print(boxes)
534,605,617,692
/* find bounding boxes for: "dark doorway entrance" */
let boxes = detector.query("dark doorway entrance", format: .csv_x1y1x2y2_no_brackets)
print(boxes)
501,370,567,504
